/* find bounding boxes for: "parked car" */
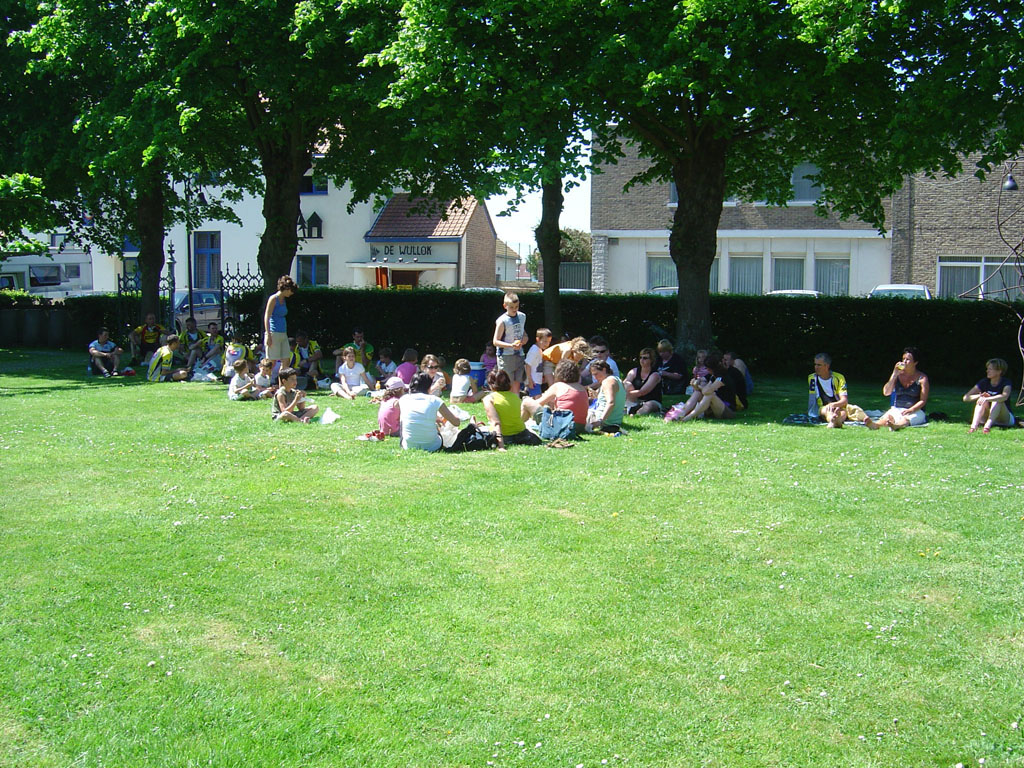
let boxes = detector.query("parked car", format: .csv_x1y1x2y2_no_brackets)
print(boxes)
868,283,933,299
766,289,823,298
173,290,233,332
649,286,678,296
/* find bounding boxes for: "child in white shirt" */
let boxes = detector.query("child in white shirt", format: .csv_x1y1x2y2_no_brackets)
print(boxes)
228,359,257,400
330,347,373,398
450,358,484,403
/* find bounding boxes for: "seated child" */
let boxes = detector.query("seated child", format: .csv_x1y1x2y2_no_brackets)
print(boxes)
228,359,258,400
273,367,319,422
146,335,189,382
395,348,418,385
221,333,254,380
420,354,447,397
480,343,498,374
253,358,278,399
376,347,398,381
450,358,484,403
377,381,405,437
330,347,373,398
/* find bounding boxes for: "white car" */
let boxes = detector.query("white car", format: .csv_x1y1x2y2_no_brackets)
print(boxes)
868,283,933,299
766,289,822,298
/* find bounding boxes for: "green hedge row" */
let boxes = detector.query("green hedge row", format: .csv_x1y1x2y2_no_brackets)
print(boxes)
228,288,1022,384
7,287,1020,385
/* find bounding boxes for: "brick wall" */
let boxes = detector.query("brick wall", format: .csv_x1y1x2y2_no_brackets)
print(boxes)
463,202,497,287
890,156,1007,289
592,141,881,232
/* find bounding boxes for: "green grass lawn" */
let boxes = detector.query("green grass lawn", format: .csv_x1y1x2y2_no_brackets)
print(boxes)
1,349,1022,767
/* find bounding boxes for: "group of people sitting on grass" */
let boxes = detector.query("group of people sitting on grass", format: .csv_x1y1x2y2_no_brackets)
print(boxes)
807,347,1016,433
91,284,1015,448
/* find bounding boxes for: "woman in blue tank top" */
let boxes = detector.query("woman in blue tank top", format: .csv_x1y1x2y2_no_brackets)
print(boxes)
867,346,929,430
264,275,297,374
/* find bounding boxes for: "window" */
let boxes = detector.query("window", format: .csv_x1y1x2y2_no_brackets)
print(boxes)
704,162,823,206
298,254,329,287
938,255,1022,301
63,263,81,280
194,231,221,290
773,257,804,291
647,256,676,290
647,255,719,292
815,257,850,296
50,233,68,248
29,265,61,287
790,163,822,203
300,174,328,195
729,256,763,295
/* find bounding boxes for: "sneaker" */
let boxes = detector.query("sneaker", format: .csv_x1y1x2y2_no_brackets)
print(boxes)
102,371,111,378
111,370,120,376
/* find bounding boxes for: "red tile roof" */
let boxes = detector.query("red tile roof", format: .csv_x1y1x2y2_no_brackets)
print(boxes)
366,195,479,239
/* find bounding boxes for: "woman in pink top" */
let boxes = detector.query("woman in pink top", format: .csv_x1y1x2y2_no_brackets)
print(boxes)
521,359,589,431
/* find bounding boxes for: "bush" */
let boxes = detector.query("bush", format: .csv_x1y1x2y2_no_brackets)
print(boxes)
231,287,1022,383
62,294,139,348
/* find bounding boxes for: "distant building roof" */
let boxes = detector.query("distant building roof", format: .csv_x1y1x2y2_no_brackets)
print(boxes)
366,195,482,240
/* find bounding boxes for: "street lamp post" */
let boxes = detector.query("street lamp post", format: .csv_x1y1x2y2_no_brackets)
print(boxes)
185,178,195,321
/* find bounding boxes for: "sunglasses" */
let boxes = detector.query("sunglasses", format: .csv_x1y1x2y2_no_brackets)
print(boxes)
426,365,439,369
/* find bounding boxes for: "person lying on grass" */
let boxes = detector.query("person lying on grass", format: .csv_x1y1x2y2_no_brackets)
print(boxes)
273,367,319,423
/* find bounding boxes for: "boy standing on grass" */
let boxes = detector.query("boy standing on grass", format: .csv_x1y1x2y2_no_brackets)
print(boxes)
146,336,189,382
492,292,526,395
273,367,319,422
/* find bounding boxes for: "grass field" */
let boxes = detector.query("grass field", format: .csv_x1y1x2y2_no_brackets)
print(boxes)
1,349,1022,768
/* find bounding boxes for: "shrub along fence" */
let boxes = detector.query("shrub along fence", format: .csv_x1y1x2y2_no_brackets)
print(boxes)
4,287,1021,383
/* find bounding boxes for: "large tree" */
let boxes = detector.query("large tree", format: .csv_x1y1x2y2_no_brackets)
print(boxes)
584,0,1019,351
147,0,405,294
377,0,597,336
8,0,247,315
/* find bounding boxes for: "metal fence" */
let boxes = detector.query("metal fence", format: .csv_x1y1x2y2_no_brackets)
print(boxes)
558,261,592,290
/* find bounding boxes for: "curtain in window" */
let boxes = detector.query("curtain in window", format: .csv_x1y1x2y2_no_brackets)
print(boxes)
983,262,1023,301
773,258,804,290
939,265,980,298
647,256,677,290
709,258,719,293
815,259,849,296
729,257,763,295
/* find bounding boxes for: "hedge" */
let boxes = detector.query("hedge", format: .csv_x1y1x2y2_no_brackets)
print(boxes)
229,288,1022,384
5,287,1020,384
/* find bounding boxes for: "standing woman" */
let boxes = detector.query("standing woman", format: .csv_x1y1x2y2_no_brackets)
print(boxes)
963,358,1015,433
868,346,929,430
264,275,297,378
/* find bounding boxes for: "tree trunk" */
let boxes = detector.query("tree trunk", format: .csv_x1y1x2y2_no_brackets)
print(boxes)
535,145,564,338
669,137,728,357
256,133,310,295
135,161,167,320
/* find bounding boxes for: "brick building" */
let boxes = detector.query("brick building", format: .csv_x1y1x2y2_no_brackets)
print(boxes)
591,143,1016,298
360,195,497,289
